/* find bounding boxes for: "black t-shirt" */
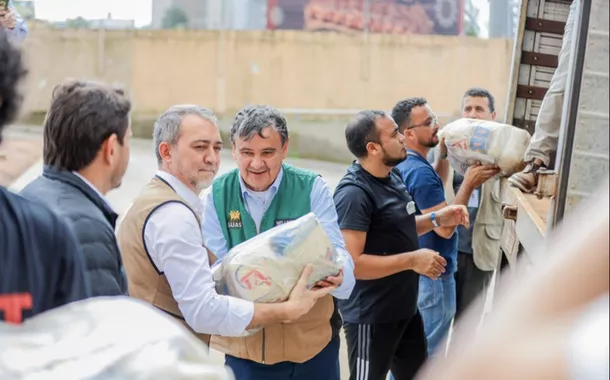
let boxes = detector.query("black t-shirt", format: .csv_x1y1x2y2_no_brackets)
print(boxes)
0,187,90,324
333,162,420,324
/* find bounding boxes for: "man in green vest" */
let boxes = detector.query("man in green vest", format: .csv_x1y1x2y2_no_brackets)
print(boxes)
201,105,356,380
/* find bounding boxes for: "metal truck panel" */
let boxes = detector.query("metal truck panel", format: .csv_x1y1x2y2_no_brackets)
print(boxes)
555,0,610,219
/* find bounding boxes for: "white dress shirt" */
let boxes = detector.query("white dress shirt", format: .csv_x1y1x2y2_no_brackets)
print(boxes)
143,171,254,337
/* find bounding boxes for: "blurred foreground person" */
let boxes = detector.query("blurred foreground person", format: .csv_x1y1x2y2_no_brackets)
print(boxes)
416,181,609,380
117,105,334,350
0,28,89,323
20,80,131,297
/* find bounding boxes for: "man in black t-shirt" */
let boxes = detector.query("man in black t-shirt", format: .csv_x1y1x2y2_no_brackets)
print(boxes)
334,110,469,380
0,28,89,323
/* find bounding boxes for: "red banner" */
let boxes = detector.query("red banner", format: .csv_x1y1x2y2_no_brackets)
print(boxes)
268,0,464,36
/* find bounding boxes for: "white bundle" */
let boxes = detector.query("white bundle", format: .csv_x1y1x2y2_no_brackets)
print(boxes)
213,212,342,305
439,118,532,176
0,297,233,380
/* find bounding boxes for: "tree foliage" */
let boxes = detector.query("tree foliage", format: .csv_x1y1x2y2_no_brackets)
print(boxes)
162,7,189,29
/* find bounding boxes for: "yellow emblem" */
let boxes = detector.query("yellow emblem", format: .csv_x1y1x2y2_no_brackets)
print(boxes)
229,210,241,222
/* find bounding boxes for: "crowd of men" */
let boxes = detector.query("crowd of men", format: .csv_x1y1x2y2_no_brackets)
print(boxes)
0,2,579,379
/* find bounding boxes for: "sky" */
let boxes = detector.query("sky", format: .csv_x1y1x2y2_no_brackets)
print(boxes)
33,0,153,27
31,0,490,33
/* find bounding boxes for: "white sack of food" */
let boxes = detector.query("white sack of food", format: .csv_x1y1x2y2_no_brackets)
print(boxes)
0,297,234,380
439,118,531,176
213,212,342,305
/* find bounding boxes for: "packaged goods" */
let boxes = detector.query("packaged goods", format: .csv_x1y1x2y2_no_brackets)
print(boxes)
213,212,342,304
439,118,531,176
0,297,233,380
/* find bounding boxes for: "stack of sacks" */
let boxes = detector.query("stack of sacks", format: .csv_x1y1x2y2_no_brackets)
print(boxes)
439,118,532,176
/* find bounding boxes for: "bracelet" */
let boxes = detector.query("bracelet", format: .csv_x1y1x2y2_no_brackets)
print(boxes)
431,212,440,227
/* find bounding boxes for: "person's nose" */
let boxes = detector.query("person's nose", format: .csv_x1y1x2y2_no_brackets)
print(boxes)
249,156,265,170
204,149,219,166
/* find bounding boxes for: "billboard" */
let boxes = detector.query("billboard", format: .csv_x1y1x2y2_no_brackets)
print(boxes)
267,0,464,36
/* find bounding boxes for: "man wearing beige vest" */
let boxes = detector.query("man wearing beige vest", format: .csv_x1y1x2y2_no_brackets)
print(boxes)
432,88,506,324
201,105,356,380
116,105,336,348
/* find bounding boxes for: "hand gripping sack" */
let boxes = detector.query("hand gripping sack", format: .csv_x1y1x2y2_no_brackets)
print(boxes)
439,118,531,176
212,212,343,306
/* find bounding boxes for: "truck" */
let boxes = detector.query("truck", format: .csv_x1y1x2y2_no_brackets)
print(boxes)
500,0,609,269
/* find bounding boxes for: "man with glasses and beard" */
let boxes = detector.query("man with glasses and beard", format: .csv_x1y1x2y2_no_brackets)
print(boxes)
333,110,469,380
392,98,499,358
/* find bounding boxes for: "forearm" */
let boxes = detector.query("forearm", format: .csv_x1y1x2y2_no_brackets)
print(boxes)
416,213,435,236
423,182,475,237
353,252,415,280
452,181,475,207
434,158,450,185
247,303,291,330
416,213,455,238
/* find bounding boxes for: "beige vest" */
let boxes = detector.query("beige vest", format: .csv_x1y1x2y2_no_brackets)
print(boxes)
471,178,504,271
211,296,334,365
116,176,210,345
443,162,504,271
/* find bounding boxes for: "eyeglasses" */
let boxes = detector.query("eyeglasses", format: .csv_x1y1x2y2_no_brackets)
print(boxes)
407,116,439,130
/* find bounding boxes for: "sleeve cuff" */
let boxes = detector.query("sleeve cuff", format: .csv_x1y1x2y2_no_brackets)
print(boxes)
220,296,255,337
331,247,356,300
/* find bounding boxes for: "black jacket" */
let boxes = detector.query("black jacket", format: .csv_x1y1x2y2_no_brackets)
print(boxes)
20,166,127,297
0,187,90,323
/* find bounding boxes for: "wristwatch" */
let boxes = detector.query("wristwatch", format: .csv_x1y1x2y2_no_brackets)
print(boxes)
431,212,440,227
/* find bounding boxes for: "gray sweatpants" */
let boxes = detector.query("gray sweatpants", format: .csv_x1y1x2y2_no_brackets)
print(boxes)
524,0,580,166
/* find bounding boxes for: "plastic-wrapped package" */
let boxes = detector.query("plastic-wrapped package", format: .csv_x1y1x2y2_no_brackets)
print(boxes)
213,212,343,305
0,297,234,380
439,118,532,176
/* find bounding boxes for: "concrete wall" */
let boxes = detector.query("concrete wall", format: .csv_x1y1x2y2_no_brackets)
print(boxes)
20,25,513,120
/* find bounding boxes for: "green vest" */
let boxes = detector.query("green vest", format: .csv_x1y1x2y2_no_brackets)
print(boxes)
212,164,318,250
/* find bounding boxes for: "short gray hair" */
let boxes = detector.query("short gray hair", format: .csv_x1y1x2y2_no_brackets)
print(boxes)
153,105,218,163
230,105,288,145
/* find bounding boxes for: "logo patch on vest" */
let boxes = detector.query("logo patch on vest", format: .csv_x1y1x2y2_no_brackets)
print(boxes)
227,210,243,229
274,219,295,226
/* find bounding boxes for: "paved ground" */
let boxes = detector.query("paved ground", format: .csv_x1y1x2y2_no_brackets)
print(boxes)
0,133,42,187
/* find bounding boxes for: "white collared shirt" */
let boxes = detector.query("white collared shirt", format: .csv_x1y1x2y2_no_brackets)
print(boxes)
72,171,114,210
143,171,254,336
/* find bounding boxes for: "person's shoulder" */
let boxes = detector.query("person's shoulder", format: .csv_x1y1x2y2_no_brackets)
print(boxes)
336,164,369,191
1,188,69,240
283,163,319,179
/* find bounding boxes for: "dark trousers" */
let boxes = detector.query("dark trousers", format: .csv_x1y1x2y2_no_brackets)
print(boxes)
225,336,340,380
455,252,494,320
343,312,427,380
